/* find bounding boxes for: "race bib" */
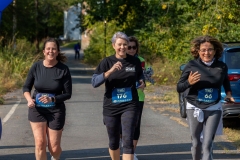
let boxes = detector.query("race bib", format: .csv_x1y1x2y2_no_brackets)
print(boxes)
35,93,55,108
197,88,218,103
112,87,132,103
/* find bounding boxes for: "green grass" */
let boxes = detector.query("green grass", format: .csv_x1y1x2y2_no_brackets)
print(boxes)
0,39,39,103
150,58,182,85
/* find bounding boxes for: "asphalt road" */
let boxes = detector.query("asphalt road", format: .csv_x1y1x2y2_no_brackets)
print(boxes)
0,48,239,160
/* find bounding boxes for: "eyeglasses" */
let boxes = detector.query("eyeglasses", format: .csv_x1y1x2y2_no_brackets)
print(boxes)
128,46,137,50
199,48,215,53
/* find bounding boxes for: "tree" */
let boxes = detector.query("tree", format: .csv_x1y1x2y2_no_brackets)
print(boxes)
1,0,81,48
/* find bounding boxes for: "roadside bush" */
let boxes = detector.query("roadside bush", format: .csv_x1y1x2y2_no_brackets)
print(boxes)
0,39,40,102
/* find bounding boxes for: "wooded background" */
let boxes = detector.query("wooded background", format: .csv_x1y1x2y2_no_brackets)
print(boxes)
1,0,240,87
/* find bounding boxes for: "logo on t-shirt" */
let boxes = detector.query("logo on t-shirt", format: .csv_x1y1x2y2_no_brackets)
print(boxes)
125,67,135,72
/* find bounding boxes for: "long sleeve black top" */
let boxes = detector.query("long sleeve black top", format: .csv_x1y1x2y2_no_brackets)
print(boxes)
177,58,231,109
23,60,72,106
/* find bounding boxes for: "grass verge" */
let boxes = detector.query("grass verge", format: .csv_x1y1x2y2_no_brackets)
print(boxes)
223,119,240,150
0,39,40,103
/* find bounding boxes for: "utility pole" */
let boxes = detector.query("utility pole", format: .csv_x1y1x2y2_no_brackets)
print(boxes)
104,20,107,54
35,0,40,53
12,0,16,49
103,0,107,56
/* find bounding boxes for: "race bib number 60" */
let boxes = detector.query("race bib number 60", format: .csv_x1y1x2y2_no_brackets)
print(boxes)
112,87,132,103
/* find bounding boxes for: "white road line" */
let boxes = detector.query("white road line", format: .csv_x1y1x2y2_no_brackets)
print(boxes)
2,96,21,125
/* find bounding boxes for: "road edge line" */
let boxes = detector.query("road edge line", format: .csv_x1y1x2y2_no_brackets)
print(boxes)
2,96,21,125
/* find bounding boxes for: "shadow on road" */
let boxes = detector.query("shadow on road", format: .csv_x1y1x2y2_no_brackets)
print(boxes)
66,101,103,103
63,48,95,85
0,145,34,149
0,143,239,160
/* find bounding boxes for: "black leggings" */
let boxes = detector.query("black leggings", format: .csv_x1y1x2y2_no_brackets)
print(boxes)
103,110,138,154
120,102,144,140
134,101,144,140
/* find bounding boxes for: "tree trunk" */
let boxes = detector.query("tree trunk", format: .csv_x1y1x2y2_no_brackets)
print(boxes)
35,0,39,53
12,0,16,49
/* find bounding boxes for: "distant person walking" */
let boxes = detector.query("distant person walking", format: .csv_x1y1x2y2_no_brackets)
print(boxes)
23,38,72,160
177,35,234,160
92,32,145,160
74,42,81,60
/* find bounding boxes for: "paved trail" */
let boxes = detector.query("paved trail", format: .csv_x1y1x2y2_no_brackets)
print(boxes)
0,48,239,160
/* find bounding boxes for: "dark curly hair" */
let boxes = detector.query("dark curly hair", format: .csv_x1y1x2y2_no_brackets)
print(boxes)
190,35,223,59
128,36,140,54
43,38,67,62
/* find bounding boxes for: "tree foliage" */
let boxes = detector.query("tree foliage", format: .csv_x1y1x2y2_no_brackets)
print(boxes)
81,0,146,35
82,0,240,61
0,0,80,48
82,0,240,84
1,0,240,84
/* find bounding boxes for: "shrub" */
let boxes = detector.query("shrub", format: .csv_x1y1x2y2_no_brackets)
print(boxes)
0,39,40,99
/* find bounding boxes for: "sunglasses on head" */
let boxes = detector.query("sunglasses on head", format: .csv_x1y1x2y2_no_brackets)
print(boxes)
128,46,137,50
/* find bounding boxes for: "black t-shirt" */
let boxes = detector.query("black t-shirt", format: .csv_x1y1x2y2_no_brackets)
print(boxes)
94,54,143,116
23,60,72,108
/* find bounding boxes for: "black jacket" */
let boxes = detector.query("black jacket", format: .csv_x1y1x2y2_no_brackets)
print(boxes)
177,58,231,109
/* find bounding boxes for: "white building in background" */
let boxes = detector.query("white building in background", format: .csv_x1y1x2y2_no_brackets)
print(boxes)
64,3,81,40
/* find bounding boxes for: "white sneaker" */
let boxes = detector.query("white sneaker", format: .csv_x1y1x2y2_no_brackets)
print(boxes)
134,153,138,160
51,156,59,160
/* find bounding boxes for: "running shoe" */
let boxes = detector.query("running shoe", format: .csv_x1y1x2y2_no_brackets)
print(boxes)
51,156,59,160
134,153,138,160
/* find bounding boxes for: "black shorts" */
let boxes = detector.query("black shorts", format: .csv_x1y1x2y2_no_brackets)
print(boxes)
28,105,66,130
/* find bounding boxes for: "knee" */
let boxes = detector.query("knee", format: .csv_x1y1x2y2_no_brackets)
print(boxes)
35,139,47,151
122,138,134,154
202,142,212,152
191,137,202,149
192,143,202,151
48,144,61,154
109,141,119,150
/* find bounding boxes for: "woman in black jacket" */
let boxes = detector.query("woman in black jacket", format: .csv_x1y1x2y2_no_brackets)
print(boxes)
177,35,234,160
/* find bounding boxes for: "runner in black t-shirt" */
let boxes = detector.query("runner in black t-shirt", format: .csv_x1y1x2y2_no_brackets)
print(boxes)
92,32,145,160
23,38,72,160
